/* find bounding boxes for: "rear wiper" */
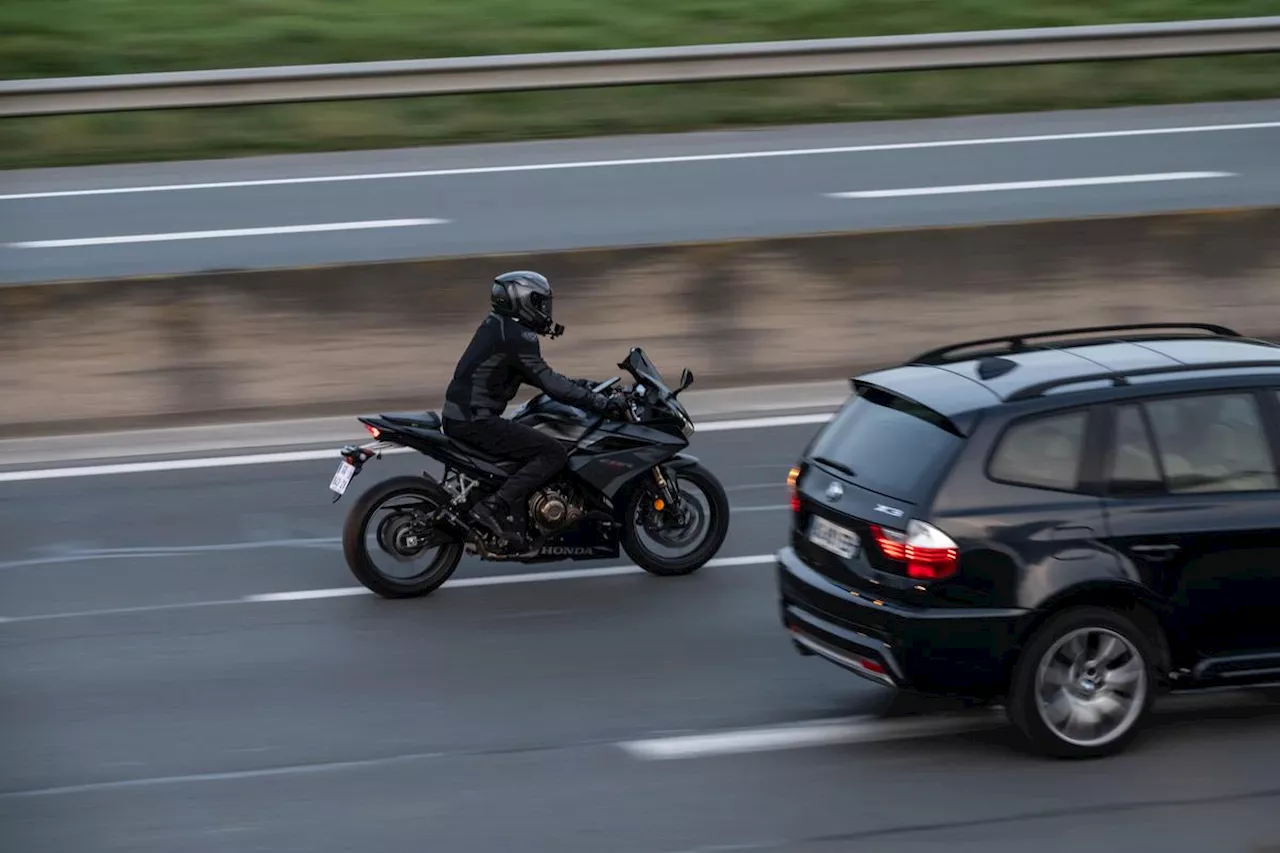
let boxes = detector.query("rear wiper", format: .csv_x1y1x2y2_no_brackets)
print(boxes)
813,456,856,477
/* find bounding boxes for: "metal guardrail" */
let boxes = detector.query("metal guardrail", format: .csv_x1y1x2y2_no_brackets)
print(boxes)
2,17,1279,117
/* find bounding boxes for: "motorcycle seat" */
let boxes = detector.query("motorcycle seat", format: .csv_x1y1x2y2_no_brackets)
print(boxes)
381,411,442,431
377,410,518,469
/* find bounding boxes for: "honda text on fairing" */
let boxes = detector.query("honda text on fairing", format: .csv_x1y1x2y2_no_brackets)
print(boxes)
327,348,730,597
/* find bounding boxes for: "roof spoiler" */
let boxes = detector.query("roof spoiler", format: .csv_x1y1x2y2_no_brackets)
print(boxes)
850,377,967,438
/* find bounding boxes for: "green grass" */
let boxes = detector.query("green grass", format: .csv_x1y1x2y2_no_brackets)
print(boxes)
2,1,1278,168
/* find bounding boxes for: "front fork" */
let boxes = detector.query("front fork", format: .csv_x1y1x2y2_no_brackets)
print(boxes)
650,465,682,517
618,398,686,519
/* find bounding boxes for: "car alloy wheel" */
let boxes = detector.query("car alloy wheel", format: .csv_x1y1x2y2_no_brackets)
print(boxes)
1034,626,1148,749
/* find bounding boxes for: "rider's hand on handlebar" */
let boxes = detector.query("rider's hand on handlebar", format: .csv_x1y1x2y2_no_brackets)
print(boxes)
603,393,629,419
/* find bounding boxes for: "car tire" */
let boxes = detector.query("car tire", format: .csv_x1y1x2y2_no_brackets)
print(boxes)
1007,605,1158,760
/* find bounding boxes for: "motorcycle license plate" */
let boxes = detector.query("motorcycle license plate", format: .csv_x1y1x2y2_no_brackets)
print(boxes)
808,516,860,559
329,460,356,495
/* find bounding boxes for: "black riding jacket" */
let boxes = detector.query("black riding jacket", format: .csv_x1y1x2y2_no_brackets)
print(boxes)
442,312,611,422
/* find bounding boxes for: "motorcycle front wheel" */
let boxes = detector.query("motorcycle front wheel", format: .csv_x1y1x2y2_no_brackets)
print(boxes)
341,475,465,598
621,462,730,576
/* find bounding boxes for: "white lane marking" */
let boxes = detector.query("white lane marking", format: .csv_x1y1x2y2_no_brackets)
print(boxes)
244,554,775,602
829,171,1233,199
0,598,248,624
6,218,447,248
0,554,777,623
0,538,340,571
0,448,366,482
700,413,833,432
734,503,789,513
0,748,453,799
3,121,1276,201
246,587,368,602
3,694,1265,799
619,712,1009,760
0,507,786,571
0,413,832,483
618,691,1275,761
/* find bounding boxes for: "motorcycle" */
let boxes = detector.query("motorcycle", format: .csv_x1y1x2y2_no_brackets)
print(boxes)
327,347,730,598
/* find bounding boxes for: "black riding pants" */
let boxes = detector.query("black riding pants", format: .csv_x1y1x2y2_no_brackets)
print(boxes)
443,416,568,510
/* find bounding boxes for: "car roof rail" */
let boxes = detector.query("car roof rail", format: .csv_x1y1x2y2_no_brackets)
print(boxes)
1004,359,1280,402
908,323,1243,366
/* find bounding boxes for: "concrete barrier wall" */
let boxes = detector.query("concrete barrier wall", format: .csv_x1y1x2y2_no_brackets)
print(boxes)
3,207,1279,437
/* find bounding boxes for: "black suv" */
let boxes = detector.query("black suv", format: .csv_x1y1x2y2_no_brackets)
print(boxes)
777,323,1280,758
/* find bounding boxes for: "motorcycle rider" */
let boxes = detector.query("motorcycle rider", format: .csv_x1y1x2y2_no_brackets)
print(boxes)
441,270,626,548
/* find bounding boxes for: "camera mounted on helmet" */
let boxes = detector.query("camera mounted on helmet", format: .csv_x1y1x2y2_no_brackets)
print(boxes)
491,270,563,338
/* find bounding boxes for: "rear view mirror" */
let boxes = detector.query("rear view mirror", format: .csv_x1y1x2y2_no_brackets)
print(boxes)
677,368,694,395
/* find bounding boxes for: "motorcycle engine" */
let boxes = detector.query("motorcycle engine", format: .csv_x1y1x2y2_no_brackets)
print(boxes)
528,485,584,535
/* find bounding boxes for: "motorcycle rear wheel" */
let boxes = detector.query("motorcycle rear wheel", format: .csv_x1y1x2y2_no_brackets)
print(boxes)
341,476,465,598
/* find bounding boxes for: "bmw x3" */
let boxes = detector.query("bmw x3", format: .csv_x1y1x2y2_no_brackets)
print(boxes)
777,323,1280,758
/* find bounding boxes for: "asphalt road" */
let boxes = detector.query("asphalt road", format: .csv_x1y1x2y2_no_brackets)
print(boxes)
2,99,1279,284
3,417,1280,853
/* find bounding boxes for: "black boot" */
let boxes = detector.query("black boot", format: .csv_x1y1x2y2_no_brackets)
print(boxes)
471,496,525,548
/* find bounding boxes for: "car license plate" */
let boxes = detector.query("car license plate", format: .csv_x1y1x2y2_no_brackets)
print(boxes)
809,515,860,559
329,460,356,495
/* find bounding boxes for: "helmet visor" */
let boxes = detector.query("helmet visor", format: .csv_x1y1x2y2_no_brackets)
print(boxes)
529,291,552,324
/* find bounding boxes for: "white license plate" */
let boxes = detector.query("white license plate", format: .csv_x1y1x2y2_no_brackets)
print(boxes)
808,515,860,559
329,460,356,495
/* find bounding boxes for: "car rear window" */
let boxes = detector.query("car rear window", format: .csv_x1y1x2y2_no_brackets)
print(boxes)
807,386,963,501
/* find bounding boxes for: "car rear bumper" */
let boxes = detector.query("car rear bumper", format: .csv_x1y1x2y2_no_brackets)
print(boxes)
776,546,1032,699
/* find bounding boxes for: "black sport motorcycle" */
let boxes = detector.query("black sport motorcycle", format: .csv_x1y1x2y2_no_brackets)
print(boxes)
328,347,730,598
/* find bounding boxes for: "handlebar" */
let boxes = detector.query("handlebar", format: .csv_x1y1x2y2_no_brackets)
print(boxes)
586,373,691,432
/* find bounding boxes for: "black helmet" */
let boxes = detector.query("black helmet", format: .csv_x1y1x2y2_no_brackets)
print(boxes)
491,270,562,337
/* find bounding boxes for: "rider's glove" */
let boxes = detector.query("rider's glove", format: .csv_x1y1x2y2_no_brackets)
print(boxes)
602,395,628,419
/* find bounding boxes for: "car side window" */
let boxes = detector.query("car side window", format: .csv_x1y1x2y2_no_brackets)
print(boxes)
988,410,1088,491
1143,392,1278,494
1108,404,1164,495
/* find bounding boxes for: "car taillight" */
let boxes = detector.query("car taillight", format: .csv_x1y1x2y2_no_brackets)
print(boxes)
870,520,959,580
870,525,907,560
787,465,801,513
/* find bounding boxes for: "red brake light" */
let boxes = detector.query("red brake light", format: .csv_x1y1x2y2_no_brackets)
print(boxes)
857,658,886,675
870,521,958,580
366,424,381,439
870,525,907,560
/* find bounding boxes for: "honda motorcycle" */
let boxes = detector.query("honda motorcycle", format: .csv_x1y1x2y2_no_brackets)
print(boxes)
327,347,730,598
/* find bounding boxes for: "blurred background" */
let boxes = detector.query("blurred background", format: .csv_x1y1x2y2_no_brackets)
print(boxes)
2,2,1280,852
